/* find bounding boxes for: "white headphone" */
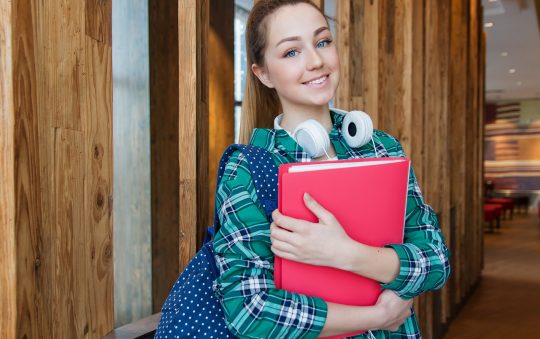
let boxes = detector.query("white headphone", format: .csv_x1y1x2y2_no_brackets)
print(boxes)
273,109,375,159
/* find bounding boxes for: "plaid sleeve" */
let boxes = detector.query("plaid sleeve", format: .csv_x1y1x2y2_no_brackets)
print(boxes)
212,151,328,339
377,134,451,299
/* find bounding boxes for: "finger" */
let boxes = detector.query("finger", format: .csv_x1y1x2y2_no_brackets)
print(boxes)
271,238,297,254
271,244,297,261
271,209,281,222
272,211,308,234
303,193,335,224
270,224,302,245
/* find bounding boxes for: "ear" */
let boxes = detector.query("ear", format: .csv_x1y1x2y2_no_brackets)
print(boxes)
251,63,275,88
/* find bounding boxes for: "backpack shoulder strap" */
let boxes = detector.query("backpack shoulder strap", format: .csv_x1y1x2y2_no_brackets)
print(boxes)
209,144,278,238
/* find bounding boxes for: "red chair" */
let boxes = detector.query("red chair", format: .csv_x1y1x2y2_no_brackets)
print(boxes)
484,203,503,232
485,198,514,220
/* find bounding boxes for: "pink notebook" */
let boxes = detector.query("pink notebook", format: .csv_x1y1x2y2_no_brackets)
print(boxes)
275,157,410,339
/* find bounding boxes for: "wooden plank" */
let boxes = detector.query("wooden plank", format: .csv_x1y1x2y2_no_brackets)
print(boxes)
46,0,85,131
422,0,451,335
0,0,16,336
52,128,84,338
83,33,114,337
85,0,112,45
362,0,379,126
209,0,234,225
410,0,425,187
149,0,181,313
12,1,52,337
449,0,468,315
178,0,209,269
335,0,351,110
468,0,479,292
8,0,114,337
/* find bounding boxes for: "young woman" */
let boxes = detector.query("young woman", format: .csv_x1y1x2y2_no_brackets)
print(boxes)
212,1,450,338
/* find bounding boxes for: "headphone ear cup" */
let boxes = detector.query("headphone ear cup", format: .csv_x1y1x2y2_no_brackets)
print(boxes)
342,110,373,148
293,119,330,158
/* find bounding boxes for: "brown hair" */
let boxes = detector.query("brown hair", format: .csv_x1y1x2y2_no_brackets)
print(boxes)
239,0,326,144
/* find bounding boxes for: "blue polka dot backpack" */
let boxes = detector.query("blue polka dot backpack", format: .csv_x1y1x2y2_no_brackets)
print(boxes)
155,144,278,339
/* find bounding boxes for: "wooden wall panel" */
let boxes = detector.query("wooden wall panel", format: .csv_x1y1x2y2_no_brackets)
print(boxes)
84,35,114,336
467,0,479,293
178,0,210,269
424,0,451,332
149,0,181,313
449,0,469,315
335,0,352,111
0,0,16,337
208,0,235,225
4,0,114,337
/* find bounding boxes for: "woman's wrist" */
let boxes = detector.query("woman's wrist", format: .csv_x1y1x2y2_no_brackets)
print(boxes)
337,238,368,272
337,240,400,284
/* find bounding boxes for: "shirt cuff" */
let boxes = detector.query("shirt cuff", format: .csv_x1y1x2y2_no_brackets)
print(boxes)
304,296,329,339
380,244,415,297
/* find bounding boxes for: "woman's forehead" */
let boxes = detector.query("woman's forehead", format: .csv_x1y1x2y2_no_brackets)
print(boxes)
265,3,329,45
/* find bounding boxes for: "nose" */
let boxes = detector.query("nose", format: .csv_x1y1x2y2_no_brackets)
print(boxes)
305,47,323,71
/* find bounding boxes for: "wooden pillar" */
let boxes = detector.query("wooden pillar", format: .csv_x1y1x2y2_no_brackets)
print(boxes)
423,0,451,335
1,0,114,337
208,0,235,224
178,0,210,269
449,0,469,315
466,0,480,293
0,0,16,336
149,0,180,313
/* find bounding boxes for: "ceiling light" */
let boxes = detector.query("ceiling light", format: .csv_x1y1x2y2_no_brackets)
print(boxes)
509,69,516,74
485,22,494,28
501,52,508,56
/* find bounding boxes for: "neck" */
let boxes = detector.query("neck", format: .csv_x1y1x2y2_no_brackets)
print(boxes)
280,104,332,133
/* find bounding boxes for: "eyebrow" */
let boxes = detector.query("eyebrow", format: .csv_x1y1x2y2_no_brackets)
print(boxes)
275,26,330,47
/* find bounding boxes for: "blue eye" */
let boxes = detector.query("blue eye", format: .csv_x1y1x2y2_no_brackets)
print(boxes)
285,49,299,58
317,39,331,48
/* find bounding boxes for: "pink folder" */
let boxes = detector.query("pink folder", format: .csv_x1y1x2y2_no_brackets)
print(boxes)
275,157,410,339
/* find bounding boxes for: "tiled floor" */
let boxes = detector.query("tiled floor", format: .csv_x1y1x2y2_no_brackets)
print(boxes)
444,212,540,338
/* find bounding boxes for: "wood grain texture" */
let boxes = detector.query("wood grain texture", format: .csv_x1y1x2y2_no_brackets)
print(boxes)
423,0,451,334
84,34,113,336
8,0,114,337
149,0,180,313
208,0,234,226
85,0,112,45
449,0,468,315
178,0,209,269
335,0,351,110
0,0,17,337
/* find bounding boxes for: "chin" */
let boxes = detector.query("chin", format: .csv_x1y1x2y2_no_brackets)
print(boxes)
309,91,334,106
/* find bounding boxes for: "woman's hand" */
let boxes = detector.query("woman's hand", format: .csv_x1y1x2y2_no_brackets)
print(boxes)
374,290,413,332
270,192,355,269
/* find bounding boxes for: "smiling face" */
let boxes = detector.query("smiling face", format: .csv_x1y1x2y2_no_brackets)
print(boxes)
252,3,340,113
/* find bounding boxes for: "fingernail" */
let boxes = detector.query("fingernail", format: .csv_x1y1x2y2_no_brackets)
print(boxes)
304,193,311,201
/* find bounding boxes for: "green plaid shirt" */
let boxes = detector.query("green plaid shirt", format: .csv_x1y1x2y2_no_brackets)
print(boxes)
213,109,450,338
